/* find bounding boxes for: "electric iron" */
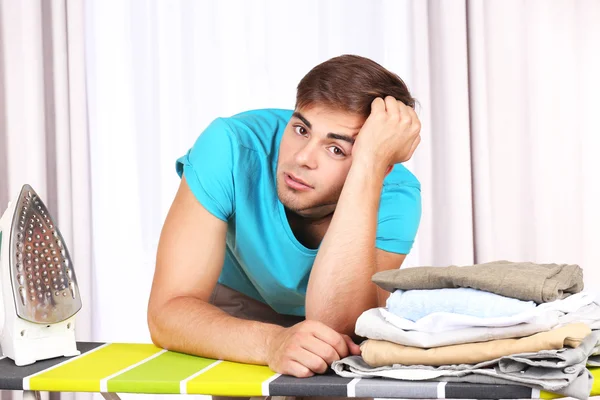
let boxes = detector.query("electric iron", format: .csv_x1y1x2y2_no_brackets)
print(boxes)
0,184,81,366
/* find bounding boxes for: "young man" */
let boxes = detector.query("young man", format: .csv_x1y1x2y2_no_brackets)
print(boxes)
147,55,422,379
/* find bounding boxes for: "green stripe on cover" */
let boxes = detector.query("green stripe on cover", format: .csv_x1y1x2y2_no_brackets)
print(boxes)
107,350,216,393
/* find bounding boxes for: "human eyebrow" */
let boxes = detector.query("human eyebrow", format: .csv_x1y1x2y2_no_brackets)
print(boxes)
293,112,356,145
292,112,312,130
327,132,355,145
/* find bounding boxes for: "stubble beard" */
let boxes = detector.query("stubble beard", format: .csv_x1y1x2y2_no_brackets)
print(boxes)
276,176,340,220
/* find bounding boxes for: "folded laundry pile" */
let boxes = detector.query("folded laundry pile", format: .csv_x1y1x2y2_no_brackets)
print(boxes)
332,261,600,400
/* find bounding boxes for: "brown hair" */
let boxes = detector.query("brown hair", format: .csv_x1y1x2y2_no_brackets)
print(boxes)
295,54,416,118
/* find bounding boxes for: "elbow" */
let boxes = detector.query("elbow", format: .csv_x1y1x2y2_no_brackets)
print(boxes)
147,314,163,348
148,321,165,350
147,302,168,350
336,321,358,338
323,318,357,338
305,295,376,337
305,308,358,337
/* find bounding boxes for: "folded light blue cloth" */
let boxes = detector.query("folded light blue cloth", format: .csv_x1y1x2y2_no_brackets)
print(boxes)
386,287,537,321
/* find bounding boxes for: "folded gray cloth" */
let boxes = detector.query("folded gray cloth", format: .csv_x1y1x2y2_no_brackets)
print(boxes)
372,260,584,303
332,331,600,400
332,356,592,400
587,339,600,366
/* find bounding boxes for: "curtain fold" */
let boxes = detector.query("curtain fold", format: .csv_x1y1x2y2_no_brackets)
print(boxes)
407,0,475,267
0,1,93,399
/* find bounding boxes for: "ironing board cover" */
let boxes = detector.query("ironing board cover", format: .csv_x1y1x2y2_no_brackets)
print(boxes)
0,342,597,398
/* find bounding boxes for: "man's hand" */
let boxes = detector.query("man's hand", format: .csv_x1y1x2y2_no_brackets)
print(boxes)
353,96,421,172
266,320,361,378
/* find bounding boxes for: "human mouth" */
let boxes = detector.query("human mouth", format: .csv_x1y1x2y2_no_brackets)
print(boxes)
284,173,313,191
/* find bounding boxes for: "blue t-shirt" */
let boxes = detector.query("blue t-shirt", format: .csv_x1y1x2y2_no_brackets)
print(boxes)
176,109,421,316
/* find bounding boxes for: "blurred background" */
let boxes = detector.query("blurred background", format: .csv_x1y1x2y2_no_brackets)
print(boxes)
1,0,600,399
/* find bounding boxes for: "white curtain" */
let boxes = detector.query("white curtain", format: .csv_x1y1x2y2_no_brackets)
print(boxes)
0,1,93,400
408,0,476,266
468,0,600,280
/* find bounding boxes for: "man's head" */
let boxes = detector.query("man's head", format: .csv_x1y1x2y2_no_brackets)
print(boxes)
276,54,415,219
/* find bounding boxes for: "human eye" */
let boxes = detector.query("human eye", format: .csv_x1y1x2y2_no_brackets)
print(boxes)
327,146,346,157
293,125,308,136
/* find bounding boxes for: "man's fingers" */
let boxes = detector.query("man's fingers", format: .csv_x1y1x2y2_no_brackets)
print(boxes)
311,325,351,359
405,106,421,132
291,347,329,375
371,97,386,113
342,335,361,356
300,335,341,365
284,360,315,378
384,96,400,119
397,101,413,125
409,135,421,157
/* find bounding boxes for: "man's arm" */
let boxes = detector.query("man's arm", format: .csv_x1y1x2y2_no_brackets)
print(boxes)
305,97,421,335
148,175,359,377
148,175,281,364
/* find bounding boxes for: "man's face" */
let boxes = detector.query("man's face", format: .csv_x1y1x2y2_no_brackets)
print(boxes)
276,105,365,219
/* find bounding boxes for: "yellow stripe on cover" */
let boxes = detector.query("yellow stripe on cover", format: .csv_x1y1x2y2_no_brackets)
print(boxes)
589,367,600,396
539,390,561,398
28,343,162,392
185,360,277,396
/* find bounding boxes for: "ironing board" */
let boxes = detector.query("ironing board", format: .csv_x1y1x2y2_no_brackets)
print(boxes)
1,342,598,399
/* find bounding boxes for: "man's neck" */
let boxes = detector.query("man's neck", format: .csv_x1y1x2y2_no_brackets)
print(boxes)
285,209,332,250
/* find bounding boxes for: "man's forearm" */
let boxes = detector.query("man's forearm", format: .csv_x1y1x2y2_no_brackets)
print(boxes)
305,157,387,335
149,296,283,364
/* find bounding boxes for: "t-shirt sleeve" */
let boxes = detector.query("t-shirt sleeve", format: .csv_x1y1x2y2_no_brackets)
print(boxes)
375,183,422,254
175,118,236,222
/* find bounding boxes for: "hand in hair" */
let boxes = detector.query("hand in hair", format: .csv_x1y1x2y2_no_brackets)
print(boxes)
353,96,421,172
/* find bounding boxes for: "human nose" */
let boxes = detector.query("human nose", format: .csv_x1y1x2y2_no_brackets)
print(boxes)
294,140,318,169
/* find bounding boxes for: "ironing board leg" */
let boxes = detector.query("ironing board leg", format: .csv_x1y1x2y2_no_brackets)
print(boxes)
101,393,122,400
23,391,41,400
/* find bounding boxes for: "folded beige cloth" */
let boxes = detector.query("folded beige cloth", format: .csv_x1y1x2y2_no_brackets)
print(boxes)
360,323,591,367
372,260,583,303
